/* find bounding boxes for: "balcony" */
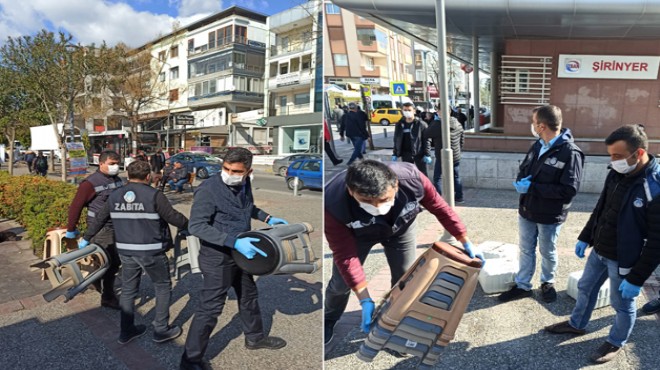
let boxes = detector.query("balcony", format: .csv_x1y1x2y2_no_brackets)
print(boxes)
360,66,385,78
188,36,265,58
358,40,387,56
268,70,313,90
270,41,313,58
276,103,311,116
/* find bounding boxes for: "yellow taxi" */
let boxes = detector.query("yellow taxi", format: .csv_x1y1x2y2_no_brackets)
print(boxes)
371,108,403,126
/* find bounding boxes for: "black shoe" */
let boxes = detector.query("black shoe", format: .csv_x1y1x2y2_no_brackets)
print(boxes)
245,336,287,350
180,354,213,370
324,320,337,345
642,298,660,314
544,320,586,335
334,159,344,166
101,295,121,310
118,324,147,344
541,282,557,303
153,325,182,343
497,286,533,302
455,198,465,204
590,342,621,364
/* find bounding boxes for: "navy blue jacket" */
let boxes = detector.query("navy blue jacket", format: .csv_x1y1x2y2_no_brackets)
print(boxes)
517,128,584,224
188,173,269,250
579,156,660,286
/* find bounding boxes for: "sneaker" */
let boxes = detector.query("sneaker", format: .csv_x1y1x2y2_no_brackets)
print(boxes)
641,298,660,314
179,354,213,370
101,295,121,310
153,325,182,343
324,320,337,345
544,320,586,335
590,341,621,364
245,336,287,350
118,324,147,344
497,286,533,302
455,198,465,204
541,282,557,303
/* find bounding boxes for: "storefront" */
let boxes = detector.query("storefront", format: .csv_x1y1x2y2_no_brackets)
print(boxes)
268,112,322,155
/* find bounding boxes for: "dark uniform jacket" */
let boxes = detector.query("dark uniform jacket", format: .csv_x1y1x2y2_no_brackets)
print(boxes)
517,128,584,224
340,110,369,139
393,117,431,159
578,156,660,286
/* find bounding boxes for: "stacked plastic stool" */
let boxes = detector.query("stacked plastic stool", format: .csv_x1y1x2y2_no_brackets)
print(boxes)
567,270,611,309
358,241,483,369
475,241,519,294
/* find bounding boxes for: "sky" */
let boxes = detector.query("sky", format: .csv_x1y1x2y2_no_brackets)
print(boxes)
0,0,304,48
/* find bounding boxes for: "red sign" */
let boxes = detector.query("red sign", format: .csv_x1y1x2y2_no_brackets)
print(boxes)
428,86,439,98
461,64,474,74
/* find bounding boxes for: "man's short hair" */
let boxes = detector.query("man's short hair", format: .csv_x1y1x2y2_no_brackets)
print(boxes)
127,160,151,180
224,147,253,169
533,105,562,131
346,160,398,198
348,102,357,109
99,150,120,164
605,124,648,152
402,102,415,109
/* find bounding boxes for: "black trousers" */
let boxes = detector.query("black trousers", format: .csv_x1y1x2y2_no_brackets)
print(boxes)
324,141,341,165
90,225,120,299
184,245,264,362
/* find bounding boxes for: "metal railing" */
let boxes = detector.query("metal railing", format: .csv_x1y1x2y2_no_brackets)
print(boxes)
277,103,311,116
270,42,313,57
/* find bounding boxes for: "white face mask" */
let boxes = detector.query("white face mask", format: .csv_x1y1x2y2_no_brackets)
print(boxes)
358,200,394,216
402,111,414,119
221,170,245,186
107,164,120,176
611,153,638,174
531,124,540,139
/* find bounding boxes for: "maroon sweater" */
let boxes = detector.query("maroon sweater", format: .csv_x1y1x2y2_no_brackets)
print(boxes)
67,181,97,231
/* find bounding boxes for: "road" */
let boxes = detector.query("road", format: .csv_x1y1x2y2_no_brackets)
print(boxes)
252,167,323,198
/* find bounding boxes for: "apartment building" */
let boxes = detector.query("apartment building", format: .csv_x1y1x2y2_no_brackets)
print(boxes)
262,0,323,155
323,1,414,94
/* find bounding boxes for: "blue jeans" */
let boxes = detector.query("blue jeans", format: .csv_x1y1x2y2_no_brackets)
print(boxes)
569,251,637,347
348,136,365,164
515,216,562,290
168,178,187,192
119,253,172,334
433,160,463,200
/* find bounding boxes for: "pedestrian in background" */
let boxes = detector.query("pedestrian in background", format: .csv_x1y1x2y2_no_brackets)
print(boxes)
545,124,660,363
33,151,49,177
24,150,36,174
499,105,584,303
339,102,370,165
82,160,188,345
392,102,432,176
425,106,465,203
324,119,343,166
166,161,189,193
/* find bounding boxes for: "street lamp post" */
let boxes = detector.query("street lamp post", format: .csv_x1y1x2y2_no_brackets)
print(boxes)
65,44,78,144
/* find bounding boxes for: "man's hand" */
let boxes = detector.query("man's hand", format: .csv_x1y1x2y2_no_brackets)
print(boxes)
423,156,433,164
513,175,532,194
575,240,588,258
359,297,375,333
65,230,80,239
234,237,267,259
462,241,486,265
267,217,288,226
392,155,398,162
619,279,642,299
78,239,90,249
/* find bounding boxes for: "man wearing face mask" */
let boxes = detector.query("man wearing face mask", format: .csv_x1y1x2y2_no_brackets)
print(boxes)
392,102,432,177
180,148,289,370
499,105,584,304
545,124,660,364
323,160,480,345
66,150,124,309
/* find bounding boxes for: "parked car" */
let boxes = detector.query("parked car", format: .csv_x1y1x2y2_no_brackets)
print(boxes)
168,151,222,179
371,108,403,126
272,154,322,177
285,158,322,191
456,104,491,125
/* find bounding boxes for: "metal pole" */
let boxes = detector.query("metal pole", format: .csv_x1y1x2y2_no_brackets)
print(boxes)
473,35,480,133
423,51,429,105
435,0,459,246
490,51,498,127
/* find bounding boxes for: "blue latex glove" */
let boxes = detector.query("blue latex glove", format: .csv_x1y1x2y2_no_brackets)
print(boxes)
360,297,375,333
463,241,486,265
65,230,79,239
234,237,267,259
619,279,642,299
513,175,532,194
267,217,288,226
423,156,433,164
575,240,588,258
78,239,90,249
391,155,398,162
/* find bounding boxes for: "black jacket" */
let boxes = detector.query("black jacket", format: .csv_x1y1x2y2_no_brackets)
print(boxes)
517,128,584,224
425,117,464,163
578,156,660,286
150,152,166,172
339,110,369,139
393,117,430,159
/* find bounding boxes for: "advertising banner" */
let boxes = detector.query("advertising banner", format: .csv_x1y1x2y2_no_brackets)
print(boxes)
293,129,311,151
66,142,88,178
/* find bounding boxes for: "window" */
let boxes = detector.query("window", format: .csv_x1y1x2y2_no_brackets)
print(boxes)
356,29,376,45
302,54,312,70
302,160,320,172
169,89,179,102
516,69,529,93
365,57,374,71
208,31,216,49
270,62,278,77
234,76,247,91
280,96,287,107
188,39,194,52
280,36,289,52
233,52,246,69
159,72,165,82
415,52,423,68
235,25,247,44
218,26,232,45
294,93,310,105
415,70,425,81
333,54,348,66
158,51,166,61
170,45,179,58
249,78,263,92
290,58,300,72
209,79,216,94
194,83,201,96
325,4,341,14
170,67,179,80
280,62,289,75
291,161,302,170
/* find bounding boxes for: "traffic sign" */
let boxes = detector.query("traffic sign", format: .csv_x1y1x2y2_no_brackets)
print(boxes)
461,64,474,74
360,77,380,84
361,84,371,97
390,81,408,96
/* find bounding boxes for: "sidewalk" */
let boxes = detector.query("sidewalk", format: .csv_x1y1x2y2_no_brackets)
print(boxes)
323,187,660,370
